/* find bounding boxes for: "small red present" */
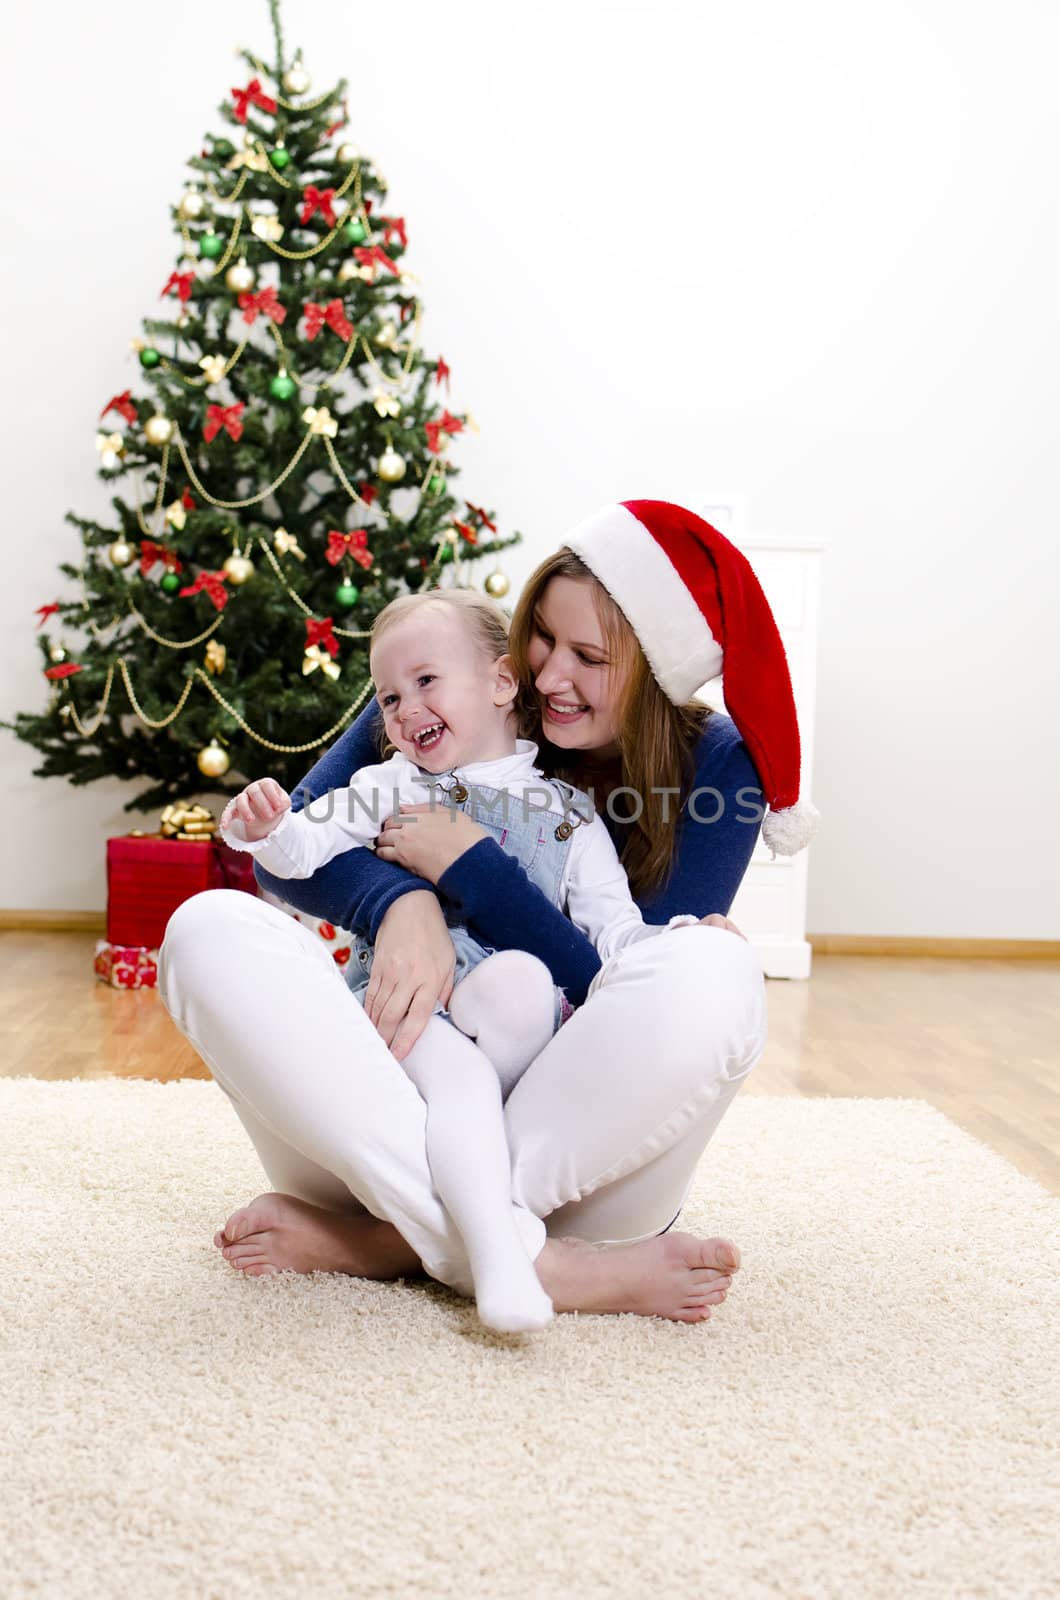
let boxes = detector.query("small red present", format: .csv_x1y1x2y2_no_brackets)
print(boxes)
94,940,159,990
258,889,354,967
106,833,259,948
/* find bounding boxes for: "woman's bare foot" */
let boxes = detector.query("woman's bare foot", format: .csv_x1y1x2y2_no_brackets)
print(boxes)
213,1192,425,1280
534,1231,740,1323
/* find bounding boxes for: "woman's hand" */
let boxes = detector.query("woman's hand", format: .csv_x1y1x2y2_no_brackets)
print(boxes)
375,804,487,884
221,778,291,842
364,890,456,1061
698,912,748,942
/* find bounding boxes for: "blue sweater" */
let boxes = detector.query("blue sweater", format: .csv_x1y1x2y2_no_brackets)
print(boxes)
254,700,763,1006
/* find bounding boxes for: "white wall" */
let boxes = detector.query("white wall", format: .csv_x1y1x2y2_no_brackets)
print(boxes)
3,0,1058,936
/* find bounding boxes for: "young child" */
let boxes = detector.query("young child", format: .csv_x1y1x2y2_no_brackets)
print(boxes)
220,589,702,1334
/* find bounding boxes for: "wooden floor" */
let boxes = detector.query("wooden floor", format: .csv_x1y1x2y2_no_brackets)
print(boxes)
3,931,1058,1194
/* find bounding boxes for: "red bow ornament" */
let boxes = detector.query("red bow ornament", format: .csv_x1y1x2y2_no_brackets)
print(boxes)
238,286,286,326
139,541,183,577
464,501,498,533
325,529,373,569
301,186,338,228
382,217,408,249
101,390,138,425
305,617,339,658
358,483,378,507
179,571,230,611
35,602,61,629
352,245,399,279
303,299,354,342
434,357,451,392
425,410,465,455
231,77,277,124
203,403,245,443
453,520,478,546
161,271,196,303
44,662,83,681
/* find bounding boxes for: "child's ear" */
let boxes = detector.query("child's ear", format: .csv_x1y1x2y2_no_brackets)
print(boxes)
492,652,520,707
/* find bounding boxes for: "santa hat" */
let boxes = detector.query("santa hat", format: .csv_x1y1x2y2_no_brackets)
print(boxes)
562,499,820,857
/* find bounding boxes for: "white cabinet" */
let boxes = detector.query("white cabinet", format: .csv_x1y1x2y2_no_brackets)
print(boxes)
695,536,824,979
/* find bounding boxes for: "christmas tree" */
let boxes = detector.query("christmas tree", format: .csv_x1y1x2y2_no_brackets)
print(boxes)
8,0,520,813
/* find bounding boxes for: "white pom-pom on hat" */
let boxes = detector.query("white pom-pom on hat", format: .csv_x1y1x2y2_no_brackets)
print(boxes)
563,499,820,856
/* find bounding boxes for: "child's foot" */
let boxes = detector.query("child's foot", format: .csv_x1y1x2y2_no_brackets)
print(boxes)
213,1192,423,1280
534,1231,739,1323
473,1255,555,1335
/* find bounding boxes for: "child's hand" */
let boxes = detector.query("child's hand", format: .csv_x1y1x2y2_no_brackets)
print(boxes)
222,779,291,842
698,913,748,942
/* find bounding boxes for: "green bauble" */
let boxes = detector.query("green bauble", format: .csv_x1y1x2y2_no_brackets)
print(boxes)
212,139,234,160
139,347,161,370
427,474,444,495
160,572,182,595
199,233,224,260
344,218,367,244
268,146,290,170
269,372,297,401
437,544,455,565
335,581,360,608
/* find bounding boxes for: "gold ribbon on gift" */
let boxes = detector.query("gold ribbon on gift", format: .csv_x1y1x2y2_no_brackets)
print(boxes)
160,801,219,841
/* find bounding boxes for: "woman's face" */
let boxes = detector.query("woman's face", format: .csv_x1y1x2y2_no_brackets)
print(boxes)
525,576,630,758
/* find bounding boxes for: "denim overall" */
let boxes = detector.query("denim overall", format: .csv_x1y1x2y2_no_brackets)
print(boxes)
345,772,591,1031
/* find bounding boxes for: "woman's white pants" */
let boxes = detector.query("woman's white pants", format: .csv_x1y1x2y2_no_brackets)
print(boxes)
158,890,768,1299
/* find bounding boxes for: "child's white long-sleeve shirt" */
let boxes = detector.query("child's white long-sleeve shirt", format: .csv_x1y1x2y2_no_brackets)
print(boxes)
222,740,698,966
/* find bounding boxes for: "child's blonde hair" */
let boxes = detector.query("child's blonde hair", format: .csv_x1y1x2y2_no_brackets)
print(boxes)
370,587,510,665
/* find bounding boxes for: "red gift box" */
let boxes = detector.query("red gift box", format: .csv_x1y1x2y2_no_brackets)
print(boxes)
94,940,159,989
106,833,259,948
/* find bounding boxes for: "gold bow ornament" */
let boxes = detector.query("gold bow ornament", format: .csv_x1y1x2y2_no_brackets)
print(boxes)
96,432,125,469
303,644,341,680
303,406,338,438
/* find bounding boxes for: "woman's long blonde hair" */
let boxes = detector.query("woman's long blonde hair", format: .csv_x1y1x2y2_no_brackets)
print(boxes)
507,550,710,900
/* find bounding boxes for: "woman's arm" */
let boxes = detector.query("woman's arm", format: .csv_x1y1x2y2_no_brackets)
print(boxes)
438,713,763,998
252,700,435,937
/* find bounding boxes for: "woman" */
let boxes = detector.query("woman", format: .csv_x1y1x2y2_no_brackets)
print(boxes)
159,499,818,1324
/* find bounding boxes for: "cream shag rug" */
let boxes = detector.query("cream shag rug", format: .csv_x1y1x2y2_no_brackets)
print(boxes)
3,1079,1057,1600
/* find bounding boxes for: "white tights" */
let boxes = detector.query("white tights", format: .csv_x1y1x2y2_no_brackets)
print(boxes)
158,891,768,1317
402,952,557,1331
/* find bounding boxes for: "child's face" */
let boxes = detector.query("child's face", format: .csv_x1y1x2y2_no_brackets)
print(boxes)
371,608,517,772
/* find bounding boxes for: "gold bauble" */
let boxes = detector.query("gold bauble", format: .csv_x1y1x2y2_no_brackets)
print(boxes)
225,257,255,294
377,446,407,484
375,320,398,349
144,415,174,446
48,643,67,663
337,141,359,164
109,539,135,569
178,189,206,221
196,739,230,778
283,64,311,94
222,554,255,585
484,571,510,599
